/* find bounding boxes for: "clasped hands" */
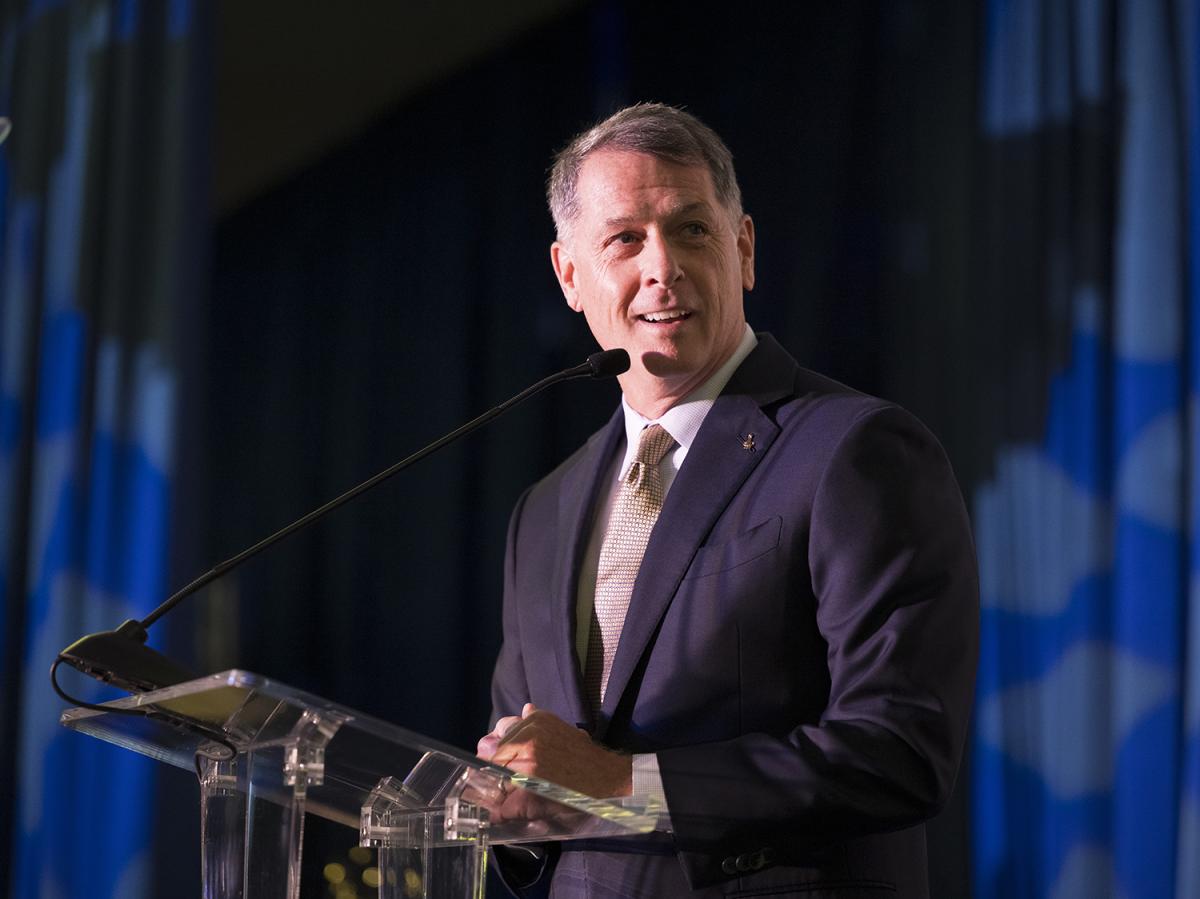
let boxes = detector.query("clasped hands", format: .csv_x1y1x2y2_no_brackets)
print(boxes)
471,703,632,824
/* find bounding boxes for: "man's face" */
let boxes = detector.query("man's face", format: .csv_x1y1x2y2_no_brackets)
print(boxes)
551,150,755,415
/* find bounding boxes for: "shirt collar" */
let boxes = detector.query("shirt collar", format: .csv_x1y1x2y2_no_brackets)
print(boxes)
620,324,758,454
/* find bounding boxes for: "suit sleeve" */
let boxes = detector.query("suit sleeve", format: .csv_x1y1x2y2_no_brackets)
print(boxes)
657,405,979,885
486,486,564,898
490,486,534,728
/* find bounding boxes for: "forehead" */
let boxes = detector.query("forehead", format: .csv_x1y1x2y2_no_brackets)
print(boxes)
574,150,719,221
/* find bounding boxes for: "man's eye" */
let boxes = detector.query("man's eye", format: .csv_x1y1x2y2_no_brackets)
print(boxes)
616,232,639,244
683,222,708,237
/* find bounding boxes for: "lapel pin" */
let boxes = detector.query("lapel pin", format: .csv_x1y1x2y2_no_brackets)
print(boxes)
741,433,756,451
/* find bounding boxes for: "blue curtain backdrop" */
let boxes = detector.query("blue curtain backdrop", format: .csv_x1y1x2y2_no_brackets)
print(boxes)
0,1,208,895
972,0,1200,896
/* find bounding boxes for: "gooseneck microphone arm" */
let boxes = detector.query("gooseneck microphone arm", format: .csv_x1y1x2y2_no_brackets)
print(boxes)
53,348,630,695
141,348,628,631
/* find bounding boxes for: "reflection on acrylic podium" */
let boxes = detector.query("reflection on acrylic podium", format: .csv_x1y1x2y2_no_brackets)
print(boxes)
61,670,660,898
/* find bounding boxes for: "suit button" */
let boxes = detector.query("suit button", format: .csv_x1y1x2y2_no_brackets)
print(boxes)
734,848,772,871
721,857,738,875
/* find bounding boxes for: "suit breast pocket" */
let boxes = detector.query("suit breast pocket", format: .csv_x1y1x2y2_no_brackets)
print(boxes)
683,516,782,581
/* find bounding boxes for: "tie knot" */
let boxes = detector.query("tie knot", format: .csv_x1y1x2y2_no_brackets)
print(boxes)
634,424,675,468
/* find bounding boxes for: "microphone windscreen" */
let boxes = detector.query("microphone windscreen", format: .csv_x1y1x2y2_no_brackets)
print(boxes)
587,348,630,379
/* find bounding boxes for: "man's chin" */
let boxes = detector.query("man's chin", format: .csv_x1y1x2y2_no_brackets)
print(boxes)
638,349,694,378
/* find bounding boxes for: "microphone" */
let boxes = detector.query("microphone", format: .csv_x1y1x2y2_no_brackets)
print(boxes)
586,348,630,379
0,118,11,145
53,348,630,696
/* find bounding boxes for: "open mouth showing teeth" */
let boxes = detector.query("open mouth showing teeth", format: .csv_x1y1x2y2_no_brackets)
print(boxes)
639,310,691,323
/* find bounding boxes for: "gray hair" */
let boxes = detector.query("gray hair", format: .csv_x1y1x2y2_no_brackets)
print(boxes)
547,103,743,240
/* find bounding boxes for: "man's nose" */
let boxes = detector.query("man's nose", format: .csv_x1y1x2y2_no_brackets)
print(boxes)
641,234,683,288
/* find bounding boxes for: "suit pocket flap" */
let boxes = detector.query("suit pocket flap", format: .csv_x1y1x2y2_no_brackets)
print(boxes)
683,516,782,581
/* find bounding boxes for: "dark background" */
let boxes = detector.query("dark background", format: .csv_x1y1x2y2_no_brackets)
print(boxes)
165,2,984,895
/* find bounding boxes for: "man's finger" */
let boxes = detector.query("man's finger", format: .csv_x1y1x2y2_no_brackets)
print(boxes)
496,716,542,748
477,714,524,757
495,713,524,738
477,733,501,757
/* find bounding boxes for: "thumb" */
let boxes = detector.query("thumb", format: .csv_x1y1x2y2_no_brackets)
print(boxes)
521,702,538,718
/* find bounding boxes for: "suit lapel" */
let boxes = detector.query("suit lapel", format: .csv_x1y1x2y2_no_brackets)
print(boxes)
597,336,799,735
550,408,625,728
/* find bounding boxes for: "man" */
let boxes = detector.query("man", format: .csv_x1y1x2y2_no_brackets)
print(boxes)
477,103,978,898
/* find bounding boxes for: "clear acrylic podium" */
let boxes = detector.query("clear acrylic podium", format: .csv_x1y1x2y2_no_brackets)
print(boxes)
60,670,660,898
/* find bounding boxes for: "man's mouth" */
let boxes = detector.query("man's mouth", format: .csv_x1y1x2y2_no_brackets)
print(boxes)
638,310,692,323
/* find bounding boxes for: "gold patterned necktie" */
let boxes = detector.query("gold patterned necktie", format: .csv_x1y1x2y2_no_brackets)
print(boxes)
585,423,676,712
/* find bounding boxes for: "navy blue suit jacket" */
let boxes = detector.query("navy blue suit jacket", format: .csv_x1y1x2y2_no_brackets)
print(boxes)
490,335,979,898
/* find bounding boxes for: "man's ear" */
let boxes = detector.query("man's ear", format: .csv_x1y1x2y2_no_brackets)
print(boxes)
738,215,756,291
551,241,582,312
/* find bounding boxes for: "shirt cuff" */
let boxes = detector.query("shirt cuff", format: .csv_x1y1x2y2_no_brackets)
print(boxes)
631,753,673,832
